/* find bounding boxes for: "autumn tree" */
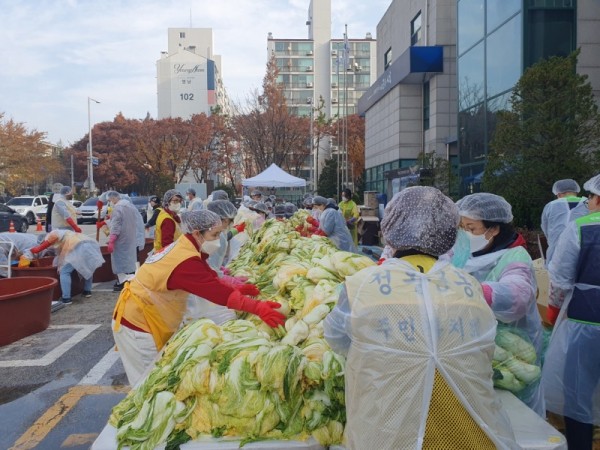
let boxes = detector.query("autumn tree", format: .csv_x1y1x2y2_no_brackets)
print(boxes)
0,113,64,195
484,50,600,228
233,54,310,176
212,108,243,194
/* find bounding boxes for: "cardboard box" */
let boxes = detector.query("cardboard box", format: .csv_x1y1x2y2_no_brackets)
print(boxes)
533,258,551,326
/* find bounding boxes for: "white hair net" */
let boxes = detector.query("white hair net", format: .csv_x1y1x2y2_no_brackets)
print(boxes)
457,193,514,223
60,185,72,195
211,190,229,201
313,196,328,206
380,186,459,257
274,204,286,217
180,210,222,234
207,200,237,219
327,198,337,206
250,190,262,197
186,187,196,196
583,173,600,196
303,196,313,206
99,191,120,203
285,203,297,215
162,189,183,208
552,179,580,195
249,202,269,215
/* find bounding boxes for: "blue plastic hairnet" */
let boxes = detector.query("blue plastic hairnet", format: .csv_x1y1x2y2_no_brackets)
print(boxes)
60,186,72,195
207,200,237,219
212,190,229,200
250,190,262,197
381,186,459,256
162,189,183,208
180,210,222,234
313,196,327,206
186,187,196,196
457,193,514,223
327,198,337,206
552,179,580,195
303,196,314,206
583,173,600,196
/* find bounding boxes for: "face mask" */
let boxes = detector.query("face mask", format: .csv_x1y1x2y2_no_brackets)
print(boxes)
201,238,221,255
169,202,181,212
466,230,491,253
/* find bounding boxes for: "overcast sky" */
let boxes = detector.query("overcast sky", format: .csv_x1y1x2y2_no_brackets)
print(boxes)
0,0,390,146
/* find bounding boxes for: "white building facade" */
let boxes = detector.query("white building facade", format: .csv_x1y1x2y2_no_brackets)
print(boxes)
157,28,231,120
358,0,457,197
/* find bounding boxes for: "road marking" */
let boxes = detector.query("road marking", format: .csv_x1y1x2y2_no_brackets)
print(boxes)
79,346,120,385
61,433,98,447
0,324,99,368
9,385,129,450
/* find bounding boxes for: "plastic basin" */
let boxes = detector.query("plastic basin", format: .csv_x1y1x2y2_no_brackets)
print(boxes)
0,277,58,346
93,246,116,283
12,256,85,300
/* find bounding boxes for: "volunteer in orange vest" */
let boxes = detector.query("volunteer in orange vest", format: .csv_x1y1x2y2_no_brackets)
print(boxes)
153,189,183,252
112,209,286,385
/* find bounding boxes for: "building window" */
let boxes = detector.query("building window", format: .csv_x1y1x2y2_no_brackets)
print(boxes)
423,81,430,130
384,47,392,70
411,12,422,46
179,32,186,38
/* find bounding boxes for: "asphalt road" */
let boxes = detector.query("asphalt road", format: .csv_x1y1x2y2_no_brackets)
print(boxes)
0,223,131,450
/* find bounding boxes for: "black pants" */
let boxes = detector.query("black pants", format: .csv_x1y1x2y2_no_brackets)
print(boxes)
564,416,593,450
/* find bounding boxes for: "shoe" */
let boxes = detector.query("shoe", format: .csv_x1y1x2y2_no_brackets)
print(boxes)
82,290,92,298
60,297,72,305
113,283,124,292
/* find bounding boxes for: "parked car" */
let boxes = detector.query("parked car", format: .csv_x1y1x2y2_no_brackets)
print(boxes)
77,197,99,224
130,196,149,223
6,195,49,225
0,204,30,232
70,199,83,209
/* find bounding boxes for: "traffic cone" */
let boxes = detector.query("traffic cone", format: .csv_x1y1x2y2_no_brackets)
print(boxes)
36,216,43,232
9,220,16,233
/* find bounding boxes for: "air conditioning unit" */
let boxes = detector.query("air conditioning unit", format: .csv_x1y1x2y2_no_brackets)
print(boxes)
307,50,313,56
306,82,313,88
331,82,338,88
306,97,313,104
332,98,338,104
306,66,313,72
331,50,337,56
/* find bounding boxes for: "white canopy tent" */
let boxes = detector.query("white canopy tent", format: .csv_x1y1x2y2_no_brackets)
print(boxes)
242,163,306,188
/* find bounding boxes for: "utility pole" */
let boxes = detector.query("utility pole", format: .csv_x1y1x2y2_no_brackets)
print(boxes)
88,97,100,195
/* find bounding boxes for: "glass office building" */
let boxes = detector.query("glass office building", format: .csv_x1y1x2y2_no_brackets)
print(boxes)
457,0,577,189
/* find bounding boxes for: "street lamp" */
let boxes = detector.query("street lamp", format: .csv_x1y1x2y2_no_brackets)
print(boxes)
88,97,100,195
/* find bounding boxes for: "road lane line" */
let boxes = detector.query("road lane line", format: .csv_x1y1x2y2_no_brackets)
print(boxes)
9,385,129,450
0,324,99,368
79,346,120,385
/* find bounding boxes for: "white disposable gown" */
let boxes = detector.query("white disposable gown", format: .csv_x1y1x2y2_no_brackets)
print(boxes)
324,258,518,450
319,207,356,252
109,200,140,275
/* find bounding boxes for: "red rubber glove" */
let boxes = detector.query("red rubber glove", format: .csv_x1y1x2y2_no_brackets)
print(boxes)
30,239,53,255
226,291,285,327
307,216,319,227
481,283,493,306
66,217,82,233
221,266,231,276
96,220,106,230
221,274,250,289
547,305,560,326
97,200,104,209
377,258,386,265
234,222,246,233
107,234,117,253
237,283,260,297
314,229,327,237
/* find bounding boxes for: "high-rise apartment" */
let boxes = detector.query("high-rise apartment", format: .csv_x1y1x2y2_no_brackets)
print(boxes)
157,28,231,120
266,0,377,187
